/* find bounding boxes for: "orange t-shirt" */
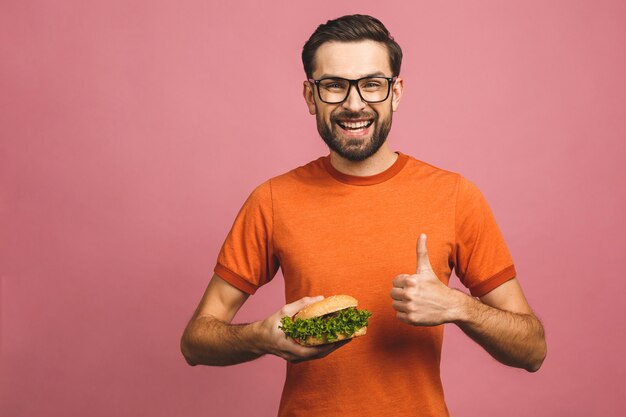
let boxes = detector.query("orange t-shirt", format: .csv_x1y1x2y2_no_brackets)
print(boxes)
215,152,516,417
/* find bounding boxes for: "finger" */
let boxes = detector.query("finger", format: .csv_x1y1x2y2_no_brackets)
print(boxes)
392,275,417,291
395,311,410,324
389,287,407,301
391,300,409,312
416,233,433,273
282,295,324,317
392,274,411,288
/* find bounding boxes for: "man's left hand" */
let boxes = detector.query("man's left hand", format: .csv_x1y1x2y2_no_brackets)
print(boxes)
390,233,462,326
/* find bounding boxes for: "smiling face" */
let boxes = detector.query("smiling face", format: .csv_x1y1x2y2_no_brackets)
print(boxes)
304,40,403,162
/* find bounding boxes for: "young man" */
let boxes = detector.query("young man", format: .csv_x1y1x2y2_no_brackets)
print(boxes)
181,14,546,417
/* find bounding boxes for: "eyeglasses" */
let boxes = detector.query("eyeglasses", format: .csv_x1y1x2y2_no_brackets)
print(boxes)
308,76,397,104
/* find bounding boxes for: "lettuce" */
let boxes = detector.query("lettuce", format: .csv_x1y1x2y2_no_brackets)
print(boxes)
279,307,372,343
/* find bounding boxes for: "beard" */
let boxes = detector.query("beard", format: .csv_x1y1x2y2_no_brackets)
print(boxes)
316,106,393,162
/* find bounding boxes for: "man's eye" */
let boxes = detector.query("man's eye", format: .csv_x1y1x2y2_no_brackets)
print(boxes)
324,82,343,89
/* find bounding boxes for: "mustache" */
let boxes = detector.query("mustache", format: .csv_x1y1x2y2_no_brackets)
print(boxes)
331,111,377,121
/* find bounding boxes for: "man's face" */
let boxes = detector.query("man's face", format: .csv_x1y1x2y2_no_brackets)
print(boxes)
304,40,403,161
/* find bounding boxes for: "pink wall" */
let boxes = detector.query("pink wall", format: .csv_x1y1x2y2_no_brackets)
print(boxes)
2,1,625,416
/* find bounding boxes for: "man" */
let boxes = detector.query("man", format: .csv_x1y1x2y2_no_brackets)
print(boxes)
181,14,546,417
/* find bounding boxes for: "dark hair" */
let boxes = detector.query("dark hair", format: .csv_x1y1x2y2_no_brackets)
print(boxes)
302,14,403,79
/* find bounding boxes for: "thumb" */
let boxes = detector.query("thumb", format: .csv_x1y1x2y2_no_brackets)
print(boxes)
282,295,324,317
416,233,433,273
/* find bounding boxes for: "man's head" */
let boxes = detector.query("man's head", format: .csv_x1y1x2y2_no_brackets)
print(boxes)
302,15,404,162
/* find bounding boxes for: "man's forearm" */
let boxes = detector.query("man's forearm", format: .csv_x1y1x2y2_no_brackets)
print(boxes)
181,315,264,366
451,291,547,372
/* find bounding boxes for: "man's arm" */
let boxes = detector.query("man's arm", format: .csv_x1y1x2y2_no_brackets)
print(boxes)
181,274,351,366
452,278,546,371
390,234,547,372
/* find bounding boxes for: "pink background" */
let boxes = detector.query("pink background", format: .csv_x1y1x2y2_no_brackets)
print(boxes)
1,1,625,416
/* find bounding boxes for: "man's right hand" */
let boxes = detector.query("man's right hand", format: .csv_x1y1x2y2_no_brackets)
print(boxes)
255,296,352,363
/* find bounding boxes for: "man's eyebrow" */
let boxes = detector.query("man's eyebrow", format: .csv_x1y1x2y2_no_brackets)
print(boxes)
315,71,390,79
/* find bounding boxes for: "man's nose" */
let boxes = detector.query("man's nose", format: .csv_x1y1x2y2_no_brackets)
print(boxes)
341,84,366,112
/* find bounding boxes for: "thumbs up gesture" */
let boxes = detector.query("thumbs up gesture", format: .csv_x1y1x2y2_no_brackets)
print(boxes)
390,234,460,326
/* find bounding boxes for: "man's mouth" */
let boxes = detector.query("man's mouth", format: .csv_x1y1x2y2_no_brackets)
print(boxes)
336,119,374,133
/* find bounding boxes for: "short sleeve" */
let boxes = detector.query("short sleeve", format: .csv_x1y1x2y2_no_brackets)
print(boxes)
214,180,279,295
454,176,516,297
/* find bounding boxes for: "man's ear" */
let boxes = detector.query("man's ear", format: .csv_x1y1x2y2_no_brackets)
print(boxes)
303,81,317,115
391,76,404,112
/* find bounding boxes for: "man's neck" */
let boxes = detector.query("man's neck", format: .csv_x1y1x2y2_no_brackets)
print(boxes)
329,144,398,176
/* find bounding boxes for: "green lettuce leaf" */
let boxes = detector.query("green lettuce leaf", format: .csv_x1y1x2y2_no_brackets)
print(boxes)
279,307,372,343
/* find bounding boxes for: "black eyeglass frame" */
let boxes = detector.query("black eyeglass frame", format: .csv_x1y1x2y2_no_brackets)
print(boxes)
308,76,398,104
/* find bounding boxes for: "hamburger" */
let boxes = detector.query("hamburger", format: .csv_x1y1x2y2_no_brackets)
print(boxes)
279,295,372,346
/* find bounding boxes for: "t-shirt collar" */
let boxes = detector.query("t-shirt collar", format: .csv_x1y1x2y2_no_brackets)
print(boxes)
322,152,409,186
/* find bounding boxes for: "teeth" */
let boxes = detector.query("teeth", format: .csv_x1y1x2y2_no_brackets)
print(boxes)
338,120,372,129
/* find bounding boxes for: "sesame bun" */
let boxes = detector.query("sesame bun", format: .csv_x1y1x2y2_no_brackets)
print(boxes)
294,295,358,320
